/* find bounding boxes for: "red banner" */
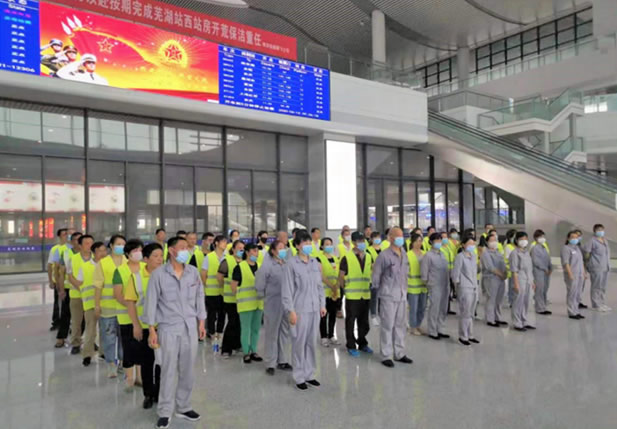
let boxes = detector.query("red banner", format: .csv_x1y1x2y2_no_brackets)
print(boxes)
47,0,297,60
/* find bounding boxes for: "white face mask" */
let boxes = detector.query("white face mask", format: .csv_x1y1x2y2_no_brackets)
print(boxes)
518,240,529,248
130,251,143,262
488,241,498,250
537,237,546,244
343,235,351,242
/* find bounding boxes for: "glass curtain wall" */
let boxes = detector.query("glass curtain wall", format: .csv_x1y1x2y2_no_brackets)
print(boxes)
0,99,308,273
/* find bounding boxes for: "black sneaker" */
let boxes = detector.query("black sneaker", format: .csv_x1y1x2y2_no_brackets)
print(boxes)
296,383,308,391
381,359,394,368
459,338,471,346
155,417,170,429
250,353,263,362
539,310,552,315
143,397,154,409
469,338,480,344
277,363,292,371
524,325,536,330
514,327,527,332
447,311,457,315
306,379,321,388
497,321,508,326
94,344,99,352
428,335,440,340
175,410,200,422
395,356,413,364
579,303,588,309
243,355,252,364
266,368,275,376
82,357,91,367
577,314,585,319
487,322,499,327
438,333,450,339
569,315,580,320
70,346,80,355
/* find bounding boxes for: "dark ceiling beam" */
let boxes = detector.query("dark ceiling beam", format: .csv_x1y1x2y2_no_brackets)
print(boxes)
463,0,528,25
348,0,456,52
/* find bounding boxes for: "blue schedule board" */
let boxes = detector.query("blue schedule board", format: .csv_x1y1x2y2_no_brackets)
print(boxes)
219,45,330,121
0,0,40,75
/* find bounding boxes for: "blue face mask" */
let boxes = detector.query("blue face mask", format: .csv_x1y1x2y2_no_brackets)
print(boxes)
324,245,334,254
465,245,476,253
433,242,442,250
394,237,405,247
569,238,579,246
175,249,190,264
235,250,244,258
278,249,288,259
596,230,605,237
113,245,124,255
249,254,258,263
373,238,382,245
356,242,367,252
442,238,449,245
302,244,313,256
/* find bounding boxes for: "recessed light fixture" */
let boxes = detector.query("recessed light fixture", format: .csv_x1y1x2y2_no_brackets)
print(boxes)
194,0,248,7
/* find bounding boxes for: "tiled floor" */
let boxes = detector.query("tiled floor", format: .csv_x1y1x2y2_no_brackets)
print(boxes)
0,271,616,429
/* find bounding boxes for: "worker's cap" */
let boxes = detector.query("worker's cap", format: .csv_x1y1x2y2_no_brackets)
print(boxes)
80,54,97,64
50,39,63,47
351,231,365,242
63,45,78,54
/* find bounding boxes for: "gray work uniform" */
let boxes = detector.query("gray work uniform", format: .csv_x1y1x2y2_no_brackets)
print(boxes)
452,251,478,341
583,237,610,308
281,255,325,385
530,243,552,313
481,248,506,324
421,249,449,337
371,247,409,361
143,263,206,419
255,253,290,369
509,248,534,329
561,244,585,316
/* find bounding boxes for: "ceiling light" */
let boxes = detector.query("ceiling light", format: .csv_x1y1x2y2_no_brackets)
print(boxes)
194,0,249,8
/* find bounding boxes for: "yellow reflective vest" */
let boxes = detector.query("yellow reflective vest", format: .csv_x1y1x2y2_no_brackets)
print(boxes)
130,264,152,329
223,255,240,304
77,258,97,311
204,251,225,296
317,252,339,299
236,261,263,312
116,263,144,325
407,250,427,294
342,252,372,300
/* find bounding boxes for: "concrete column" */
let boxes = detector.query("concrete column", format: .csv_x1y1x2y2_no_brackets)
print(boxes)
569,114,579,150
457,47,470,87
371,10,386,64
543,132,550,155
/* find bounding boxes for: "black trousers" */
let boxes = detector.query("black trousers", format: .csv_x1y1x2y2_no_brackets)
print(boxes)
221,303,241,354
51,287,60,327
56,292,71,340
345,299,370,350
320,298,338,339
205,295,226,335
119,324,139,368
137,329,160,400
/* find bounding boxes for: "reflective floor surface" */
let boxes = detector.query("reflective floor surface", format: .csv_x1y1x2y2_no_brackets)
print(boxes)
1,271,617,429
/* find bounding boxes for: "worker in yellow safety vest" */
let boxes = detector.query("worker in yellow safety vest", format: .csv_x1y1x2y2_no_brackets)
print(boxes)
336,226,354,258
67,234,94,360
407,233,427,336
113,238,145,391
367,231,383,326
124,242,164,409
219,240,244,357
200,234,227,351
48,227,68,331
310,227,322,257
226,229,240,253
317,237,340,347
155,228,168,261
422,226,436,253
504,229,517,306
190,232,214,271
57,231,82,352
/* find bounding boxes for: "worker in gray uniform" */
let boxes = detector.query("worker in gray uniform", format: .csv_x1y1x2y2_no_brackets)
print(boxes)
561,231,586,320
281,231,326,392
452,235,480,346
421,232,450,340
371,227,413,368
530,230,552,315
584,224,611,312
509,232,536,332
481,233,508,327
256,239,292,376
144,236,207,429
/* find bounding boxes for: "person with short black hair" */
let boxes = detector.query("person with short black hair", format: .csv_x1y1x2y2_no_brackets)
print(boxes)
421,232,450,340
422,226,436,253
200,234,227,350
482,233,508,327
310,228,321,257
504,229,518,307
509,232,536,332
155,228,167,260
452,236,480,346
57,231,82,350
407,233,427,336
368,231,383,326
144,236,206,428
48,227,69,331
316,237,340,347
584,224,611,311
561,231,585,320
226,229,240,252
219,240,245,357
531,230,552,315
190,232,214,271
282,231,326,391
176,230,187,238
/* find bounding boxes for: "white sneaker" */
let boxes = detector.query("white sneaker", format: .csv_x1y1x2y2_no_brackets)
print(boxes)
371,316,380,327
107,363,118,379
320,338,330,347
412,328,422,336
601,305,612,311
329,337,340,346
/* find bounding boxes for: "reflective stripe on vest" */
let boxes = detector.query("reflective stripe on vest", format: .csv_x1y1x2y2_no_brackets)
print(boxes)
343,253,372,300
223,256,239,304
318,253,339,298
78,258,97,311
236,261,263,312
69,252,90,299
116,263,142,325
100,256,123,318
205,252,224,296
407,250,427,294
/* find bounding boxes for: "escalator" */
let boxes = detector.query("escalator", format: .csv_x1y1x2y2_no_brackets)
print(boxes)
426,111,617,241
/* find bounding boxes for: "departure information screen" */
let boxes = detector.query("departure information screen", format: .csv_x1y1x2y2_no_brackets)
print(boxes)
219,46,330,120
0,0,40,74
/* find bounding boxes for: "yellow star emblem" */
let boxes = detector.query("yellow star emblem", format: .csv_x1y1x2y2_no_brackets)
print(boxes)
97,38,114,54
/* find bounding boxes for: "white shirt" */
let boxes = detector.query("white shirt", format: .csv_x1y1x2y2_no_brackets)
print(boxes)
57,61,109,85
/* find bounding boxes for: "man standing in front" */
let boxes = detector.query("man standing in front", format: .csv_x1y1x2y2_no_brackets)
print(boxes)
371,227,413,368
144,236,207,429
